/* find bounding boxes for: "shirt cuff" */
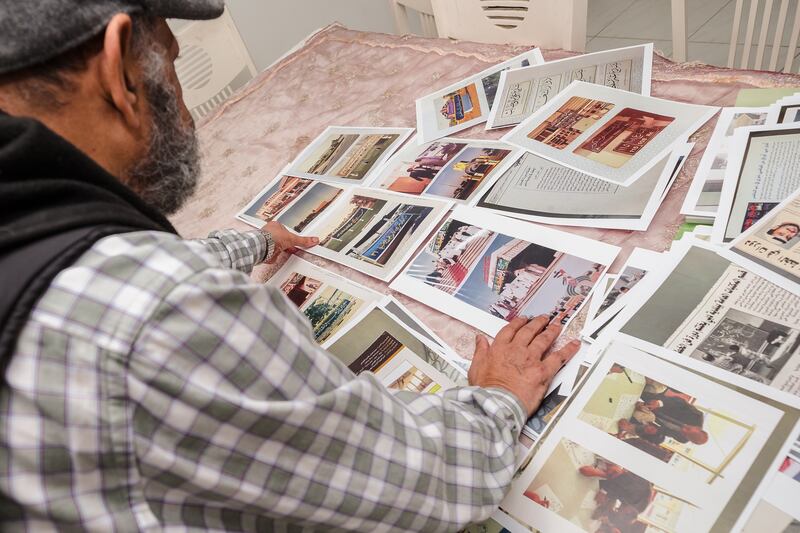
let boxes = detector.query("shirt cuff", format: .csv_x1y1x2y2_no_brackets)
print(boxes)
203,229,272,273
485,387,528,438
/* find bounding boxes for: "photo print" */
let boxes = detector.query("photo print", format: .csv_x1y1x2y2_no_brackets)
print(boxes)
415,49,544,143
578,364,763,485
681,107,769,220
265,256,381,347
326,306,467,393
391,206,619,336
237,172,345,232
522,438,704,532
286,126,413,184
503,81,716,186
573,108,674,168
527,97,615,150
499,341,791,533
369,137,517,203
722,189,800,295
308,188,451,281
487,44,653,130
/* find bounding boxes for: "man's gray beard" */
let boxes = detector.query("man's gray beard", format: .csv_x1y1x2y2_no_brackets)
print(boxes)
129,47,200,216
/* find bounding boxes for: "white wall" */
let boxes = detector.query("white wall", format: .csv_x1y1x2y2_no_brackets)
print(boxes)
224,0,400,71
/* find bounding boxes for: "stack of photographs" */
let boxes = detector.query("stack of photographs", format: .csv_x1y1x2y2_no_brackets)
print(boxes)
712,123,800,245
502,81,716,186
766,92,800,125
681,107,769,223
487,44,653,130
597,241,800,406
415,49,544,143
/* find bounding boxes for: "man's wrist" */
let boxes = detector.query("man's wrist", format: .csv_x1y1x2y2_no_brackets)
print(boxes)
485,387,528,437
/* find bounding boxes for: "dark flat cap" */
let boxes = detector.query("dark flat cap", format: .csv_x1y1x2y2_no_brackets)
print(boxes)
0,0,225,75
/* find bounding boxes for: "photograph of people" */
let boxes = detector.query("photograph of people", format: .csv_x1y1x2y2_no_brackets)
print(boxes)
379,141,467,193
524,439,699,532
579,364,757,484
765,221,800,245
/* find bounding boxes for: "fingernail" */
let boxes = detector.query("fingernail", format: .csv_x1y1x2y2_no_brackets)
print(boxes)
311,237,319,245
569,339,581,347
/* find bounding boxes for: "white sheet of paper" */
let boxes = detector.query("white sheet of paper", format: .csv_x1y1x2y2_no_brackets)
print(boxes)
486,44,653,130
415,49,544,143
390,205,620,337
501,81,717,186
711,123,800,244
681,107,769,220
285,126,414,184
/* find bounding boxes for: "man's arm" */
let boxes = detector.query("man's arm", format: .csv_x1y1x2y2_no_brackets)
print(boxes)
128,265,571,531
195,228,273,273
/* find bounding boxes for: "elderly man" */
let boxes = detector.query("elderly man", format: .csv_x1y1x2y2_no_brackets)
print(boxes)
0,1,577,530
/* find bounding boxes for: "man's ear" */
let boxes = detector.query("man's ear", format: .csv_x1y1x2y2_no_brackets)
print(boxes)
98,14,142,130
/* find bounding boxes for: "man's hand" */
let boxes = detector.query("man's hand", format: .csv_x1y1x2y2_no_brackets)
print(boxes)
262,221,319,263
468,315,580,417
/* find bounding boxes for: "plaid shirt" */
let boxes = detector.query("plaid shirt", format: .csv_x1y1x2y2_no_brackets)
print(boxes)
0,228,526,532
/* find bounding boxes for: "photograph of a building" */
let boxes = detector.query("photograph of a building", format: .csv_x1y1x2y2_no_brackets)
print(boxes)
382,141,467,194
331,134,401,180
425,147,512,200
245,176,313,222
277,182,342,232
574,107,674,167
436,83,482,129
280,273,322,307
303,287,364,344
320,196,387,252
347,204,434,267
527,96,615,149
299,133,360,175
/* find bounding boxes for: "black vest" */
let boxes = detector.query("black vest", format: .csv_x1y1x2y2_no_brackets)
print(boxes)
0,111,178,380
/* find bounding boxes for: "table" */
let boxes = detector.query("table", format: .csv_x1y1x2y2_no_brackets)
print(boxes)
171,23,800,361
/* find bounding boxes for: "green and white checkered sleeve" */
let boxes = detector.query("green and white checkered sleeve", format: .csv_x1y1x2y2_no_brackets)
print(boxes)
197,229,274,273
128,264,523,532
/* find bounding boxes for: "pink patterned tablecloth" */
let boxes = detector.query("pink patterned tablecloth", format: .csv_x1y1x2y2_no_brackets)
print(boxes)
171,23,800,360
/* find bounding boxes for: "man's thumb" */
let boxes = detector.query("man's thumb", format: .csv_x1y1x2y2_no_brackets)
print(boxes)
296,235,320,248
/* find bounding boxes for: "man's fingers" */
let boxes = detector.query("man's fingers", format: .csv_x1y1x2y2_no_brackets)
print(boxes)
495,316,528,343
293,235,320,249
528,322,562,358
512,315,549,346
543,339,581,377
